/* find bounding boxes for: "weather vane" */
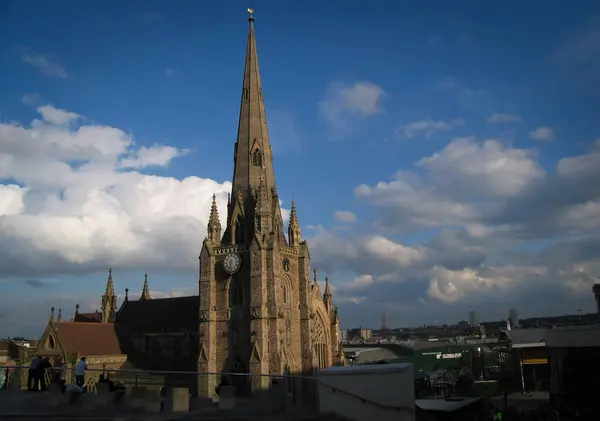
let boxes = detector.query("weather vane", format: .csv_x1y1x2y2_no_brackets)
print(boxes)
247,8,254,19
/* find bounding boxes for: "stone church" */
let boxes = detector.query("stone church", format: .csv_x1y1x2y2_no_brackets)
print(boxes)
33,13,344,398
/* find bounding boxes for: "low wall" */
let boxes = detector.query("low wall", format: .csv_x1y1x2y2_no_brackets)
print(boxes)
318,363,415,421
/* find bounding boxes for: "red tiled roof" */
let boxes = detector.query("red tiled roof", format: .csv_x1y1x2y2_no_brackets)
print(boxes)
55,322,123,356
73,312,102,323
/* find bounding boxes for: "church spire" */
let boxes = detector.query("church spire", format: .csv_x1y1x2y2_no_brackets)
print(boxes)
101,268,117,323
231,10,276,196
323,276,333,311
105,268,115,296
140,273,151,301
207,194,222,244
288,200,301,246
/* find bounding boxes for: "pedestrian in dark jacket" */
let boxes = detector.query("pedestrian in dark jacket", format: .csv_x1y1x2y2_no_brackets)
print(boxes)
28,357,42,391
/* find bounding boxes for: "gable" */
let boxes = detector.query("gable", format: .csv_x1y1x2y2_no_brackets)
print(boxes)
33,320,65,357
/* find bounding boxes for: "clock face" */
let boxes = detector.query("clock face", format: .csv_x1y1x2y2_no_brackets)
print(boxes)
223,252,242,275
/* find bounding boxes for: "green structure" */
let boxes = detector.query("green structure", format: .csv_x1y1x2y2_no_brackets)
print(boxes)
381,344,473,374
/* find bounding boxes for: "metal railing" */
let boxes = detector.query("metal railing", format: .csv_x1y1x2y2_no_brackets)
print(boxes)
1,365,321,407
1,365,415,415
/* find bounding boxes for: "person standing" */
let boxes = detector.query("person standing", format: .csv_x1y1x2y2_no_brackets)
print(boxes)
74,357,87,388
39,357,53,391
28,357,42,391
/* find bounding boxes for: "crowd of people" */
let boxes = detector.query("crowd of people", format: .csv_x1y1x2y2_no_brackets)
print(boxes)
27,356,88,395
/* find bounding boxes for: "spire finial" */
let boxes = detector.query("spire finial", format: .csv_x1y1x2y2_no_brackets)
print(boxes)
141,274,151,301
324,276,332,300
108,268,112,278
247,7,254,21
125,288,129,301
313,268,317,284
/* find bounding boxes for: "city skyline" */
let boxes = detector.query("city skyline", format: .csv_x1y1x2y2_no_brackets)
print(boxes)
1,1,599,337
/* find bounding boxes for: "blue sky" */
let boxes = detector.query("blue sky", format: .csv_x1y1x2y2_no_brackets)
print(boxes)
0,1,599,337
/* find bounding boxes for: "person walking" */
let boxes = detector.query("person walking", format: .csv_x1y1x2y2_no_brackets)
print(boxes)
74,357,87,388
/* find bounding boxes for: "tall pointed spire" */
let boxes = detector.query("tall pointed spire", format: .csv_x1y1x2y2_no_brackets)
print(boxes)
140,273,151,301
288,200,301,246
323,276,333,310
231,10,276,196
105,268,115,295
101,268,117,323
207,194,222,244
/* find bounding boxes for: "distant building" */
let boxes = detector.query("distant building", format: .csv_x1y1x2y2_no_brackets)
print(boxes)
593,284,600,313
509,308,519,329
340,328,349,341
359,328,373,341
469,311,479,327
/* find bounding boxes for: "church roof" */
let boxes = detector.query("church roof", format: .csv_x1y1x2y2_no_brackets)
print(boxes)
116,296,199,332
72,312,101,323
55,322,122,356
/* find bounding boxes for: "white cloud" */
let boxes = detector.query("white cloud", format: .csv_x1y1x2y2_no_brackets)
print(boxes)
333,210,357,223
529,126,555,141
426,265,545,303
119,145,189,169
0,185,26,216
0,104,246,276
37,105,81,126
21,53,67,78
356,137,544,232
318,81,385,135
418,137,545,197
400,118,465,139
556,138,600,178
487,113,523,123
362,236,425,267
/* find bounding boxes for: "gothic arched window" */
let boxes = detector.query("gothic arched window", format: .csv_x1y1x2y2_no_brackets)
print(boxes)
252,149,262,167
282,286,288,304
282,258,290,273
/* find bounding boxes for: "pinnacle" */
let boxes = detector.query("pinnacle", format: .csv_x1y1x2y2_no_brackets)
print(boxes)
105,268,115,296
141,273,151,300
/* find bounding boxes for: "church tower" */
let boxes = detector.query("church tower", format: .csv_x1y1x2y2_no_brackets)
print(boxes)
197,10,343,398
101,268,117,323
